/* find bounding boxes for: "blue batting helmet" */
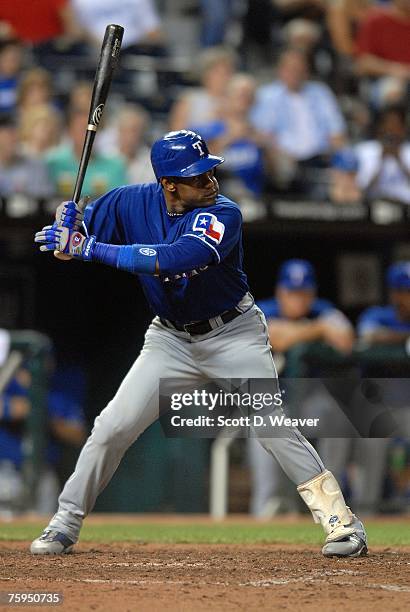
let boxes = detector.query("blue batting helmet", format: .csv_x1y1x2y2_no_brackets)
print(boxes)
150,130,224,180
387,261,410,290
277,259,317,290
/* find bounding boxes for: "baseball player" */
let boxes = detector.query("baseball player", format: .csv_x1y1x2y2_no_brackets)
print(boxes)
31,130,367,558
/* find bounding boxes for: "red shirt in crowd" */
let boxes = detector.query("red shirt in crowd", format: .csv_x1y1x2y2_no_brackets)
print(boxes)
0,0,67,44
356,7,410,65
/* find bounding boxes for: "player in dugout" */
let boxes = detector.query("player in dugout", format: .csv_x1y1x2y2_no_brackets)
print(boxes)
32,130,367,558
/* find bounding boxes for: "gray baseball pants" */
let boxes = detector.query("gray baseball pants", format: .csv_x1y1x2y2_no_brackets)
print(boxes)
49,302,324,542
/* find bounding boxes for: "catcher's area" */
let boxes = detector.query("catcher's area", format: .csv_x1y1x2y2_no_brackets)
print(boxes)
1,516,409,611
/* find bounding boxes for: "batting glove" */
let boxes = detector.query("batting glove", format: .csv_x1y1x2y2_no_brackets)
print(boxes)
34,225,96,261
55,199,87,230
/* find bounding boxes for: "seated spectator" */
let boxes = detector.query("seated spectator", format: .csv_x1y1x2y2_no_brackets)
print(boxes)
249,259,354,517
356,0,410,106
355,105,410,204
19,104,62,159
0,1,85,65
17,68,55,116
283,18,322,54
199,0,237,48
0,38,23,114
357,261,410,345
169,46,236,131
113,105,155,185
193,74,274,198
0,113,53,198
46,108,127,198
328,148,362,203
71,0,163,52
68,81,93,114
251,48,346,194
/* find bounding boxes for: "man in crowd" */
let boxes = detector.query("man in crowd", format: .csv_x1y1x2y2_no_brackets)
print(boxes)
251,48,346,195
249,259,354,517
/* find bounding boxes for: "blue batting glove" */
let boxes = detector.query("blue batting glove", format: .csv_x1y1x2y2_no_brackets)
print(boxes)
34,225,96,261
55,200,86,230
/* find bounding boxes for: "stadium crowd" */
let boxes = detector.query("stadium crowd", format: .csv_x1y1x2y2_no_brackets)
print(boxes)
0,0,409,516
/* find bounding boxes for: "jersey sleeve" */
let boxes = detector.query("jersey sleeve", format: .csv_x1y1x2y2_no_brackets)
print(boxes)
83,187,127,243
182,205,243,264
357,307,384,337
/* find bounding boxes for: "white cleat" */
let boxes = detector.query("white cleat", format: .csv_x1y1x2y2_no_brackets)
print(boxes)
30,529,74,555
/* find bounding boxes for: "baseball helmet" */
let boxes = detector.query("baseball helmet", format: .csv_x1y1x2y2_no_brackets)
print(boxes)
387,261,410,290
150,130,224,180
277,259,317,290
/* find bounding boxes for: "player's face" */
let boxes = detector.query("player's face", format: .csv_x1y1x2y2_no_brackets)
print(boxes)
390,289,410,321
276,288,315,319
169,170,219,208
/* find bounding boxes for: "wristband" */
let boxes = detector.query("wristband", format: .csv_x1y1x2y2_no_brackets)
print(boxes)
92,242,157,274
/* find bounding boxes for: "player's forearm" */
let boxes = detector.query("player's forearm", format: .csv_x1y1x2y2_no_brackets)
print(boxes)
91,238,213,276
356,54,410,78
0,396,31,421
267,320,325,352
360,330,410,346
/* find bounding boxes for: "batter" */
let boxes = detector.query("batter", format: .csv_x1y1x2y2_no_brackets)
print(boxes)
32,130,367,558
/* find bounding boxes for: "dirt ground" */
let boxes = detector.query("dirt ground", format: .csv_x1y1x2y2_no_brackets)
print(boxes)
1,542,410,612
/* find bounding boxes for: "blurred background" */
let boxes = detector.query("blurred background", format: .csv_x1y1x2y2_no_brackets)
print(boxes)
0,0,410,520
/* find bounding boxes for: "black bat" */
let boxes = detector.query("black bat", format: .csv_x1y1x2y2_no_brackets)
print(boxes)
72,23,124,207
54,24,123,259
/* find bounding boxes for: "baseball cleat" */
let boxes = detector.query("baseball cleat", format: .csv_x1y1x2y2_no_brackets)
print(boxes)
30,529,74,555
322,516,368,558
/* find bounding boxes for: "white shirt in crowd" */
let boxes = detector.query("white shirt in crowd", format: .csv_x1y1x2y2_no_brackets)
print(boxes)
71,0,161,48
355,141,410,205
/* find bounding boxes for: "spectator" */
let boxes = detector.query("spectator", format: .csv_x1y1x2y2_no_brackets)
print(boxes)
199,0,236,48
194,74,274,198
17,68,55,116
71,0,163,51
0,38,23,114
251,48,346,193
169,46,236,131
0,1,84,47
68,81,93,114
249,259,354,517
356,0,410,106
0,113,53,198
327,0,371,58
357,261,410,345
46,108,127,198
19,104,62,159
100,104,155,185
355,105,410,204
328,148,362,203
283,18,322,54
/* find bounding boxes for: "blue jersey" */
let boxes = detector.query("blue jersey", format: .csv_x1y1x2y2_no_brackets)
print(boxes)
257,297,336,321
357,305,410,336
84,183,249,323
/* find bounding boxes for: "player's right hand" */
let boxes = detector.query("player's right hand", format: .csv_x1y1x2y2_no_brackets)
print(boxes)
55,200,85,230
34,225,96,260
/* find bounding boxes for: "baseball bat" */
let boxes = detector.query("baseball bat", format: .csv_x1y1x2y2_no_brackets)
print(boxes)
55,23,124,259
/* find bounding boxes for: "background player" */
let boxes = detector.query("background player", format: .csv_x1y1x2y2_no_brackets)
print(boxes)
31,129,367,558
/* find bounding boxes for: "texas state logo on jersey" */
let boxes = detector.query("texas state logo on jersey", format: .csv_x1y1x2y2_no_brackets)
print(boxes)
192,213,225,244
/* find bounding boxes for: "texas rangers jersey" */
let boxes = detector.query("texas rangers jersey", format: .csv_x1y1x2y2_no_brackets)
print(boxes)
357,305,410,336
84,183,249,322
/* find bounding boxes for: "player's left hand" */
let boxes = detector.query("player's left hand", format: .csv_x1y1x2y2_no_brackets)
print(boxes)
34,225,96,260
55,199,87,230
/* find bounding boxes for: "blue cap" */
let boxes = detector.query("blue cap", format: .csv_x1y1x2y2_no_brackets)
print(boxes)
387,261,410,289
277,259,317,290
150,130,224,180
331,148,359,172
